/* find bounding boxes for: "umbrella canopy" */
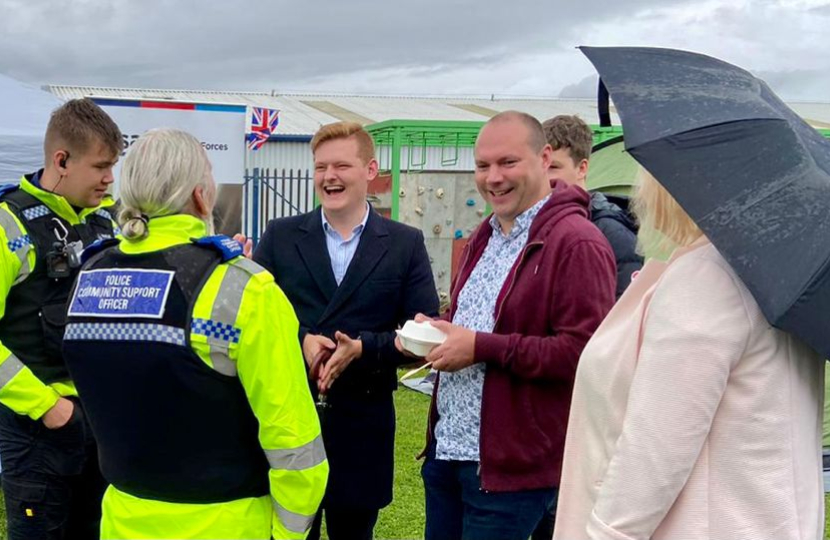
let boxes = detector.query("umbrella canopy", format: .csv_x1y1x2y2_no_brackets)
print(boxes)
580,46,830,358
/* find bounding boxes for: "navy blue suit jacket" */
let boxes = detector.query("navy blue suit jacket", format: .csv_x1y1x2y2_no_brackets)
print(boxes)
254,206,438,509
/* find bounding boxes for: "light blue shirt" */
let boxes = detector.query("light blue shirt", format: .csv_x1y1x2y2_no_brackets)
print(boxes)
322,204,370,286
435,195,550,462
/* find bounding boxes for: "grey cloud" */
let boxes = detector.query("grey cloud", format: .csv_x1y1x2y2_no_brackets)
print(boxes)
752,69,830,101
0,0,689,90
558,74,598,98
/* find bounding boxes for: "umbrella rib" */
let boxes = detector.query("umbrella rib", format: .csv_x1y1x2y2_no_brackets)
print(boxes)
626,117,789,152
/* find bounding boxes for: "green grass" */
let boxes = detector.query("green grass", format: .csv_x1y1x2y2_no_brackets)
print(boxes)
0,386,825,540
374,384,431,540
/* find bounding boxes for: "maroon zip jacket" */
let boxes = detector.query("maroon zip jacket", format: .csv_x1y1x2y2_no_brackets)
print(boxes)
424,181,617,492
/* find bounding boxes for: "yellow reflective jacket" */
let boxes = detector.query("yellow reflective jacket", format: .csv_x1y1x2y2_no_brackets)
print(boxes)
0,176,115,419
99,215,327,540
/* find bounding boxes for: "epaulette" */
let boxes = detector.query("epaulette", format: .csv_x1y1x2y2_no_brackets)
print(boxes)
0,184,19,200
192,235,243,262
81,238,119,264
92,207,116,221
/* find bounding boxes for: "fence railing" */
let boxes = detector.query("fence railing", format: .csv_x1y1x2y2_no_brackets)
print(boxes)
243,168,314,244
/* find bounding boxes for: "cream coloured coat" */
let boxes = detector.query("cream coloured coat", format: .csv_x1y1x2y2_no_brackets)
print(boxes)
553,240,824,540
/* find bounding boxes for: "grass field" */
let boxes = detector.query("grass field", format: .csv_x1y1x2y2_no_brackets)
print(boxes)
0,385,826,539
374,384,431,539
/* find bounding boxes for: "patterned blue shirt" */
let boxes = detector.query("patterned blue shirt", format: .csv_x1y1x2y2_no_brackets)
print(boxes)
322,204,370,286
435,195,550,461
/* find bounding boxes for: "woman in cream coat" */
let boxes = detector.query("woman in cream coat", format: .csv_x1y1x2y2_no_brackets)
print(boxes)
553,172,824,540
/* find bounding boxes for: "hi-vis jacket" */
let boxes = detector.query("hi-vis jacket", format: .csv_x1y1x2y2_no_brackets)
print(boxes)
63,215,328,540
0,174,116,420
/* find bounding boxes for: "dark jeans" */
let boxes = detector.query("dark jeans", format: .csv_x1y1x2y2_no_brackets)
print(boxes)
0,399,105,540
307,503,379,540
422,456,556,540
530,491,559,540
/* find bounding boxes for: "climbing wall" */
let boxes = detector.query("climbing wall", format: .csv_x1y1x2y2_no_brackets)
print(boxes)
368,174,393,219
397,172,487,308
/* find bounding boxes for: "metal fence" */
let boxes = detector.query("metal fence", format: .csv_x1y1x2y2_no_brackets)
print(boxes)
243,168,315,244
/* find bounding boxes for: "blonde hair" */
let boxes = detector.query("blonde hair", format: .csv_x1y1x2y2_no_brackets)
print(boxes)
632,168,702,256
310,122,375,164
118,128,214,241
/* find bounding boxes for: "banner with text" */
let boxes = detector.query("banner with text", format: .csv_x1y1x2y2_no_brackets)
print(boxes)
93,98,246,185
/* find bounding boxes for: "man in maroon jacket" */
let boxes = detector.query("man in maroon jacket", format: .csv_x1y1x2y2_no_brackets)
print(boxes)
404,111,616,540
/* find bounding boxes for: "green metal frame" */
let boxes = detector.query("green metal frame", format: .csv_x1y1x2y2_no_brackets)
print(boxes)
367,120,830,220
367,119,622,220
367,120,484,220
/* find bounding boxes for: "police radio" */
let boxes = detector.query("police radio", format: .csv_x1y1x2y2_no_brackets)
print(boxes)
46,218,83,279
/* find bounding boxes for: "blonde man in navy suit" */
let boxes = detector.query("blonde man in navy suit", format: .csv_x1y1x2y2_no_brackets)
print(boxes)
254,122,439,540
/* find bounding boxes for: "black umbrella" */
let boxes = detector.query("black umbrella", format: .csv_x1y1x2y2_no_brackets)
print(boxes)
580,46,830,357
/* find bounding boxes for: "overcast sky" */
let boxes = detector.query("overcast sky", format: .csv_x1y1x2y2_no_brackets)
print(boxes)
0,0,828,101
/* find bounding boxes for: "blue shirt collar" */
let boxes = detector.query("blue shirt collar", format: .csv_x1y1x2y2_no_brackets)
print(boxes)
322,202,370,239
28,169,45,188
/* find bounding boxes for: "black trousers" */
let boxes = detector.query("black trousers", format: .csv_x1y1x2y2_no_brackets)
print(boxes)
307,503,379,540
0,398,105,540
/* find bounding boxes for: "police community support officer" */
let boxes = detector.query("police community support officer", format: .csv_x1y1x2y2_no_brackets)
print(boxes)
62,128,328,540
0,98,122,540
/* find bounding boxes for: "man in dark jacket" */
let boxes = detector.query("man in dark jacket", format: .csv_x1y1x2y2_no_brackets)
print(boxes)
254,121,439,540
400,111,616,540
542,114,644,299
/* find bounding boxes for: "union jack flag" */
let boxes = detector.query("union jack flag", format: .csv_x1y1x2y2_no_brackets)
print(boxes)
246,107,280,151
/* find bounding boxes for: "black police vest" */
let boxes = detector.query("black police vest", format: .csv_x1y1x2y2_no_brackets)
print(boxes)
62,242,270,504
0,188,114,384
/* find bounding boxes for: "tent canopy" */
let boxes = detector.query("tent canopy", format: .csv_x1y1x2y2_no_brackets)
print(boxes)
0,74,63,182
586,135,639,196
